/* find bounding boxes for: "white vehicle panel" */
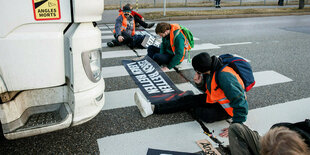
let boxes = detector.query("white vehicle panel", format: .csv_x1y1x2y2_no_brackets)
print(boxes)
73,0,104,22
0,24,67,91
0,0,71,38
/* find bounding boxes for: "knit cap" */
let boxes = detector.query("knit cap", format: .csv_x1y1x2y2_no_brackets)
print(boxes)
123,5,131,13
192,52,212,73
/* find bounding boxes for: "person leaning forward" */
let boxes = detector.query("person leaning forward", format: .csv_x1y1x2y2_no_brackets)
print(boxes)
222,119,310,155
146,22,191,71
134,52,248,124
107,5,145,48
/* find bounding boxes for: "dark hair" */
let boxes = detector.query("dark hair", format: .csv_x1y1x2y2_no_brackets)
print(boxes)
124,3,132,10
123,4,131,12
192,52,212,73
155,22,171,34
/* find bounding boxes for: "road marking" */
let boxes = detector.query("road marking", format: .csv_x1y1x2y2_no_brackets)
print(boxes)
102,49,146,59
101,42,107,48
217,42,252,46
101,35,115,39
193,37,200,40
102,61,192,78
254,71,292,87
103,83,201,111
105,24,115,27
97,97,310,155
98,26,110,30
101,30,112,34
102,70,292,110
101,43,220,59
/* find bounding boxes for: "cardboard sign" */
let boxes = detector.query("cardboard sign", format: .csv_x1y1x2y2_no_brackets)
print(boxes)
32,0,61,20
135,29,161,48
122,56,193,104
196,139,221,155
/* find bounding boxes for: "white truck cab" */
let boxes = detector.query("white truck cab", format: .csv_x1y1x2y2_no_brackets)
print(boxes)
0,0,105,139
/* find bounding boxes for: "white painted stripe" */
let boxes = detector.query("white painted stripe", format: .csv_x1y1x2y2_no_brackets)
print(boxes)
101,43,219,59
98,26,110,30
244,97,310,135
101,30,112,34
106,24,115,27
102,61,192,78
253,70,293,87
102,83,202,111
232,54,251,62
98,120,229,155
192,43,220,50
217,42,252,47
102,70,292,110
193,37,200,40
101,42,107,48
101,35,114,39
98,97,310,155
102,49,146,59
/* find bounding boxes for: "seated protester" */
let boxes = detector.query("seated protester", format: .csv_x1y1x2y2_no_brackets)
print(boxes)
147,22,191,71
107,5,145,48
224,119,310,155
134,52,248,124
119,3,155,29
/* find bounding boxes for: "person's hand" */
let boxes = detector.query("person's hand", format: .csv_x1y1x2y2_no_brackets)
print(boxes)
118,36,124,42
219,128,229,138
193,72,202,84
141,17,145,21
161,67,169,72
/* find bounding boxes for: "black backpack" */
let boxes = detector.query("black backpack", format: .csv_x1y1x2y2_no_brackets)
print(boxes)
271,119,310,147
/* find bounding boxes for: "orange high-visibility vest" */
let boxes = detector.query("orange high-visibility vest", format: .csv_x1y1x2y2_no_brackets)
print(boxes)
113,12,135,36
205,66,245,117
169,24,191,62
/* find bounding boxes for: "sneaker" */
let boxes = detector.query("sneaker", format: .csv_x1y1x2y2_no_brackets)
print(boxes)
134,92,153,117
146,23,155,29
107,41,114,47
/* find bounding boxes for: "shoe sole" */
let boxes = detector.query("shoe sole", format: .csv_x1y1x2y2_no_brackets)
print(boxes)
134,92,153,117
134,92,147,117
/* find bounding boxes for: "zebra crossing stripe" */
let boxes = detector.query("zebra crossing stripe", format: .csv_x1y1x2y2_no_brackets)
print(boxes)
101,49,146,59
101,35,115,39
101,30,112,34
102,83,202,111
102,61,192,78
97,97,310,155
102,70,292,110
101,43,220,59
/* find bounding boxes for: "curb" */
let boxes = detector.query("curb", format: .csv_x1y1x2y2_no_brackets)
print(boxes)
154,12,310,21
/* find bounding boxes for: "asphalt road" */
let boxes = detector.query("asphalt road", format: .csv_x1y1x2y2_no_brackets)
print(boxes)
1,15,310,154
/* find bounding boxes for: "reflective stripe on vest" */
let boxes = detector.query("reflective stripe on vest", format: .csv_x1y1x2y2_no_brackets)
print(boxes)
169,24,191,63
113,12,135,36
205,66,245,117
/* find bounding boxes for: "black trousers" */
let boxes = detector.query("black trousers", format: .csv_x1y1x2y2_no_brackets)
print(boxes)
154,94,230,123
134,15,148,28
112,31,145,48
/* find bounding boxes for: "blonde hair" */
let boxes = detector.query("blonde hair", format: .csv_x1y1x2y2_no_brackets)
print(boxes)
260,126,309,155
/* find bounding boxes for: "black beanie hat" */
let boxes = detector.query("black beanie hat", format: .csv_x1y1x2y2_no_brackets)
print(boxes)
123,5,131,13
192,52,212,73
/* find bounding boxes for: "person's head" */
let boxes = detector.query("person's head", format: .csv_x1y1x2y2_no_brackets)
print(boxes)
260,126,309,155
124,3,133,10
192,52,212,74
155,22,171,38
122,5,132,17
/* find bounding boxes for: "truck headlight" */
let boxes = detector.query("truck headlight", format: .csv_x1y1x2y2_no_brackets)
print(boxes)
81,49,102,82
